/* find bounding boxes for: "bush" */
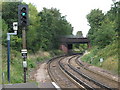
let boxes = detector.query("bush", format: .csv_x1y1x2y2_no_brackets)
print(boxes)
50,50,64,56
81,40,118,74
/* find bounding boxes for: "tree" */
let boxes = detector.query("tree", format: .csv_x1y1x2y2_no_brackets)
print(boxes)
2,2,21,32
76,31,83,37
87,9,105,46
26,3,40,52
87,9,104,28
37,8,73,50
86,7,117,49
94,18,116,48
2,2,22,51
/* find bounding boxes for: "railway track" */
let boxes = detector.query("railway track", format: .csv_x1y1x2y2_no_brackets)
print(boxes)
47,54,119,89
68,55,119,89
76,56,119,88
47,55,93,89
47,55,81,89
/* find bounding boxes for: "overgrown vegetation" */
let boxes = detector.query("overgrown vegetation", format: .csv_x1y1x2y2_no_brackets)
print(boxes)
81,1,120,75
2,45,64,84
81,41,119,74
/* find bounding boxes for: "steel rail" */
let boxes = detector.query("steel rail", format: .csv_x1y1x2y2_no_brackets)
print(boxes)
47,54,82,88
47,55,65,83
68,56,112,90
75,57,119,86
58,55,94,90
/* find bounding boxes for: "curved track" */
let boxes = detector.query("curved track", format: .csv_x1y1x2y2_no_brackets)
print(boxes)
47,54,119,89
74,56,119,89
47,55,82,89
68,55,119,89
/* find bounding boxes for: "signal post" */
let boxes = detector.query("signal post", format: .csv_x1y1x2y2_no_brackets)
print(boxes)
18,5,29,83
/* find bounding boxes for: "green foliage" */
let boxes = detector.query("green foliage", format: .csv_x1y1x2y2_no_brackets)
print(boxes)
2,45,51,84
2,3,73,52
93,18,116,48
28,58,36,68
81,46,98,62
49,50,64,56
87,9,105,46
2,2,22,51
85,4,119,74
82,6,119,73
81,40,119,74
2,19,8,46
27,3,40,52
2,2,21,32
2,46,23,83
11,36,22,51
83,8,119,72
73,31,87,53
73,44,87,53
87,9,104,28
37,8,73,51
76,31,83,37
87,8,117,48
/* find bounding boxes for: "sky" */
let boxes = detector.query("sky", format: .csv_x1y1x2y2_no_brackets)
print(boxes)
23,0,114,37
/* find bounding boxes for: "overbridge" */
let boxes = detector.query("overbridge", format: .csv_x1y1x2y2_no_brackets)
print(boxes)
60,36,90,53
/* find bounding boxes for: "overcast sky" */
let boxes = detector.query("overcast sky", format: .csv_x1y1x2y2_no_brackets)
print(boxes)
23,0,114,37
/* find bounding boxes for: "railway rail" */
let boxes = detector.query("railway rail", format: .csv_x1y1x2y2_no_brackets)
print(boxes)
47,55,81,89
75,56,119,88
47,54,119,89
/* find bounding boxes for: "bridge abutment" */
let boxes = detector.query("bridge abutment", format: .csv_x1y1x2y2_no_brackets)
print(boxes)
60,43,68,53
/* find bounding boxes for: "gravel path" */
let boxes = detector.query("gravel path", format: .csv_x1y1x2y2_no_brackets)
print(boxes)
30,62,52,88
34,63,51,83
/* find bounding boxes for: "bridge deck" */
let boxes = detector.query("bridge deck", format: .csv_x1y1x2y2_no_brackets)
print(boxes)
60,37,89,44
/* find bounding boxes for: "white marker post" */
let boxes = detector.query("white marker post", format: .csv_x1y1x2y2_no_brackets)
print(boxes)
100,58,104,66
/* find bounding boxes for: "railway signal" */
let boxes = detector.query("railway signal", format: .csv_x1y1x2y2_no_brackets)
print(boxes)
18,4,29,83
18,5,28,27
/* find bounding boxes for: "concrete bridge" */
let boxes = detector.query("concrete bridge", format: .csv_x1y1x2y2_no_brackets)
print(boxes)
60,36,90,53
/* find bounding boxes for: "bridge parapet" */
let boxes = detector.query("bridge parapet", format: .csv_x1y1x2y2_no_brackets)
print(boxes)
60,37,90,44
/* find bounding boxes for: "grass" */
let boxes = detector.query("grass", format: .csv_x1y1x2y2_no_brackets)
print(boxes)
0,45,2,84
81,40,119,75
1,46,53,84
102,56,118,73
0,62,2,84
1,45,64,84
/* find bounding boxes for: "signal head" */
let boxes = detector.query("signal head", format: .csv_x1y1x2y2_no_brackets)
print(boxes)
18,5,29,27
